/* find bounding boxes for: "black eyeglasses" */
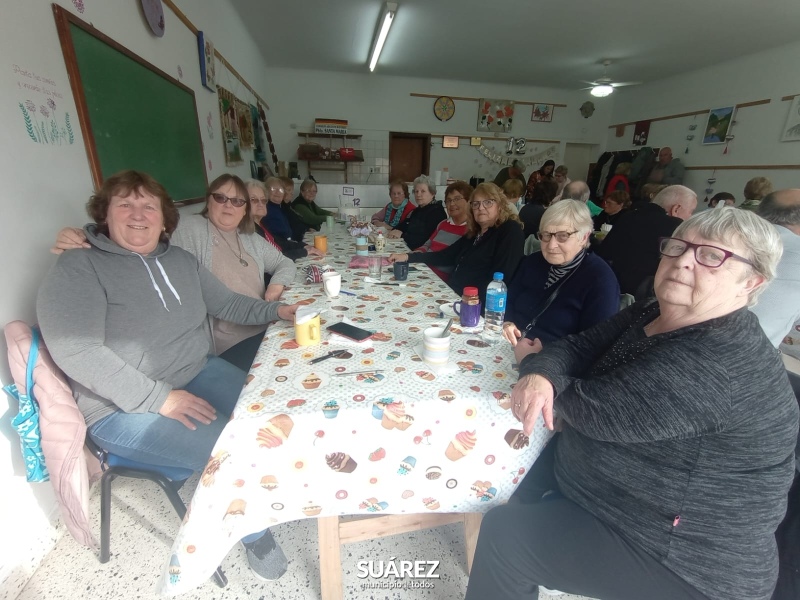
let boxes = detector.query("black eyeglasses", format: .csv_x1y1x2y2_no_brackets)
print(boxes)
538,230,578,243
470,199,495,209
211,192,246,207
658,237,754,268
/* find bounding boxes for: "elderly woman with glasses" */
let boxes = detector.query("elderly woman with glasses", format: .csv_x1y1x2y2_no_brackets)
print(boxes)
388,182,524,306
291,178,334,230
52,174,297,371
387,175,447,250
256,177,324,261
466,208,798,600
371,180,416,231
501,200,619,355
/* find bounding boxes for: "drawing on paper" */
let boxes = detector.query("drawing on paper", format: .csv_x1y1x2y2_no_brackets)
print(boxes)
19,98,74,145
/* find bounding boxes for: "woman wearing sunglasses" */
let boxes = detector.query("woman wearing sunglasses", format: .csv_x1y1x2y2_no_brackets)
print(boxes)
388,182,524,307
501,200,619,356
466,208,797,600
52,173,296,371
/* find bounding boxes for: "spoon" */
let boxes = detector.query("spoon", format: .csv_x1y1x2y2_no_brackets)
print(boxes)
442,318,454,336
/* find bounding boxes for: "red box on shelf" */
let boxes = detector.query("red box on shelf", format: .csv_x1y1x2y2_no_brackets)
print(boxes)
339,147,356,160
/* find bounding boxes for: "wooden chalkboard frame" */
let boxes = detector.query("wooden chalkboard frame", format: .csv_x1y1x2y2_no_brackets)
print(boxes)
53,4,207,206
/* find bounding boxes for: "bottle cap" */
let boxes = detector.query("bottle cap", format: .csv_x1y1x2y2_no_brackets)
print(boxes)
463,287,478,296
493,272,504,280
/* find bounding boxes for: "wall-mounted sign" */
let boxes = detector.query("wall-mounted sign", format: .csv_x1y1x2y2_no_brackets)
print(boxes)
314,118,348,135
470,137,482,146
442,135,459,148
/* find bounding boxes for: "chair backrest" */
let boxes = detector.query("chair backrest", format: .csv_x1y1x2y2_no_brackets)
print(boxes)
4,320,99,549
524,234,542,256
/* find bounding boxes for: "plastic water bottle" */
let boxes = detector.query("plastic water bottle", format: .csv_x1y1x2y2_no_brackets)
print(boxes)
482,272,507,344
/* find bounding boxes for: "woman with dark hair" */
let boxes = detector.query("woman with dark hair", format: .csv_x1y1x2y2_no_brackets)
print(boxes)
388,183,524,306
520,180,559,239
52,173,297,371
41,170,299,581
709,192,736,208
593,189,631,230
524,159,556,202
371,180,415,230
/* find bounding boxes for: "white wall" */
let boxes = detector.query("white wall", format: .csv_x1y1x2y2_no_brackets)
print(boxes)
605,40,800,204
0,0,275,593
262,66,613,189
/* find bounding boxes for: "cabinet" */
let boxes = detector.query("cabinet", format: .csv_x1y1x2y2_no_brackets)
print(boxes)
297,132,364,183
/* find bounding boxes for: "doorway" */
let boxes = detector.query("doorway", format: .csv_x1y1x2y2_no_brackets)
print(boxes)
389,133,431,182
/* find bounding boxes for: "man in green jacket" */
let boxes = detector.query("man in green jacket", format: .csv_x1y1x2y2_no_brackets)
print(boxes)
291,179,333,230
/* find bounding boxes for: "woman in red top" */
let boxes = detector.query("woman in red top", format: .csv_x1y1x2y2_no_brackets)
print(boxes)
371,180,415,231
524,160,555,202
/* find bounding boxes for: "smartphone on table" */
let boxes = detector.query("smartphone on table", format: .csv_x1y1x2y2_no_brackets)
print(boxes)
327,322,374,342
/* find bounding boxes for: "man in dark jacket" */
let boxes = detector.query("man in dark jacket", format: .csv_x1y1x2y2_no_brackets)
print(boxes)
596,185,697,296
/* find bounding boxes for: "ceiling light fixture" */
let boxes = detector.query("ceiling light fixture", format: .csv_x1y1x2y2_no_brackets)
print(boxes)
590,84,614,98
368,2,397,72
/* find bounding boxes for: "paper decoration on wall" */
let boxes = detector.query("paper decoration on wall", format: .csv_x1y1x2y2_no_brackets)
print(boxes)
72,0,85,14
18,98,75,146
478,98,514,132
531,104,553,122
257,104,279,172
476,143,556,168
218,87,242,165
197,31,217,92
632,120,651,146
702,106,734,144
781,96,800,142
504,137,527,155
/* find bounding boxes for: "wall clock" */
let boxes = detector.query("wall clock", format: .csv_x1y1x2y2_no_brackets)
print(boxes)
141,0,165,37
433,96,456,122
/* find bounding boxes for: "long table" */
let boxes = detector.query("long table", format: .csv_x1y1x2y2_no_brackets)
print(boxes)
158,224,552,595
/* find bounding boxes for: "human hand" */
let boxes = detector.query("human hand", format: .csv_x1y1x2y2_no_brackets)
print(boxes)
510,374,555,436
277,303,300,321
159,390,217,430
502,322,522,346
51,227,89,255
387,253,409,263
513,337,543,365
306,246,325,257
387,230,403,239
264,284,284,302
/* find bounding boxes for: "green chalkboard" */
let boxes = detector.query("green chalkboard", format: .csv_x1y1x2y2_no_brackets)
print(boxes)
56,6,207,203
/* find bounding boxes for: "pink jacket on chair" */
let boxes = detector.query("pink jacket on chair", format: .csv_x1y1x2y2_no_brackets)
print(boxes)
5,320,100,549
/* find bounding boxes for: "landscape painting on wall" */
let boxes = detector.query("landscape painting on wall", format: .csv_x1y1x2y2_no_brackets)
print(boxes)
781,95,800,142
702,106,734,144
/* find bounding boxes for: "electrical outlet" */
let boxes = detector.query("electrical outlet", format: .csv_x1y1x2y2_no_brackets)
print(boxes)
369,167,376,174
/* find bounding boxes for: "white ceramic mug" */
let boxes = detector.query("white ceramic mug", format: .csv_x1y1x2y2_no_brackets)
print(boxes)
422,326,451,364
322,271,342,298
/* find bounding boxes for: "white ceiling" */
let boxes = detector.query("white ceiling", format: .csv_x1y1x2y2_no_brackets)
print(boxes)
229,0,800,90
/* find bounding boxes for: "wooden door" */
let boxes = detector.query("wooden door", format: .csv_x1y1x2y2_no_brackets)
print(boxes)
389,133,430,182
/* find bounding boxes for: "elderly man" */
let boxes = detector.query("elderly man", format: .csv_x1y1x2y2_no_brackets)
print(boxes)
597,185,697,296
751,190,800,346
647,147,685,185
494,159,526,187
291,178,333,230
561,180,602,216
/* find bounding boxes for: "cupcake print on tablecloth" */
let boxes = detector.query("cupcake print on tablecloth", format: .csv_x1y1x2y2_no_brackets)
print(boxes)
504,429,530,450
256,414,294,449
321,399,341,418
292,371,330,391
326,451,358,473
381,400,415,431
445,430,477,461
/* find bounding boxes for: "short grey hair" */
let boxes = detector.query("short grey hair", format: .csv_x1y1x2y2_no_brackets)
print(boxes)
300,178,317,192
244,178,267,196
672,207,783,306
413,174,436,197
540,200,593,245
758,190,800,227
561,180,590,204
653,185,697,212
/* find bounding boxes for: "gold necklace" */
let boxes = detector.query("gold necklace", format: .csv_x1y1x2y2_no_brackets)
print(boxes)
211,223,248,267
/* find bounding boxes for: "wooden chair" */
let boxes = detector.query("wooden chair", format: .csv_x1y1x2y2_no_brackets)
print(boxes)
317,512,483,600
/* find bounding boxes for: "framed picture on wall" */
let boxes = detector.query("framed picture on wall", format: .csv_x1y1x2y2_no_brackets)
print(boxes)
197,31,216,92
781,95,800,142
702,106,734,144
531,104,553,122
478,98,514,132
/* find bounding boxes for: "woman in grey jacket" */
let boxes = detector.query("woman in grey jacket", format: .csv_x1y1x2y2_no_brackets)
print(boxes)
39,170,298,581
466,208,799,600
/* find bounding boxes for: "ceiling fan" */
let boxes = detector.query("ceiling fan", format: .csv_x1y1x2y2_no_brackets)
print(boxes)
581,60,642,97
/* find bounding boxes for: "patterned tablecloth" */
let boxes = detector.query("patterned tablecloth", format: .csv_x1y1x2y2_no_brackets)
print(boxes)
159,225,552,595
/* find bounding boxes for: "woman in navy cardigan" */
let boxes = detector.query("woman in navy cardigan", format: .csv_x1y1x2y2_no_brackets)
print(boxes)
502,200,619,351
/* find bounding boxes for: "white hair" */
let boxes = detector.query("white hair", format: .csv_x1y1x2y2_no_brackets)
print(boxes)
652,185,697,211
413,174,436,197
540,200,593,245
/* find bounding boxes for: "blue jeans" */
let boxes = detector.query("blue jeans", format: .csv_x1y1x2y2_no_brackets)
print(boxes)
88,356,245,472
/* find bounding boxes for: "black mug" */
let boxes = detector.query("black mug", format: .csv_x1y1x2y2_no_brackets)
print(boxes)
393,261,409,281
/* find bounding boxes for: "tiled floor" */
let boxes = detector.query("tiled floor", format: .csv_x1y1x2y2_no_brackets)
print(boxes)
16,475,594,600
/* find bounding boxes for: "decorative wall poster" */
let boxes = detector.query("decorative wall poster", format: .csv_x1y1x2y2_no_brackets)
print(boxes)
236,100,254,149
478,98,514,132
531,104,553,122
476,143,557,169
250,104,266,161
781,95,800,142
197,31,216,92
702,106,734,144
218,87,242,165
632,120,651,146
13,65,74,146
